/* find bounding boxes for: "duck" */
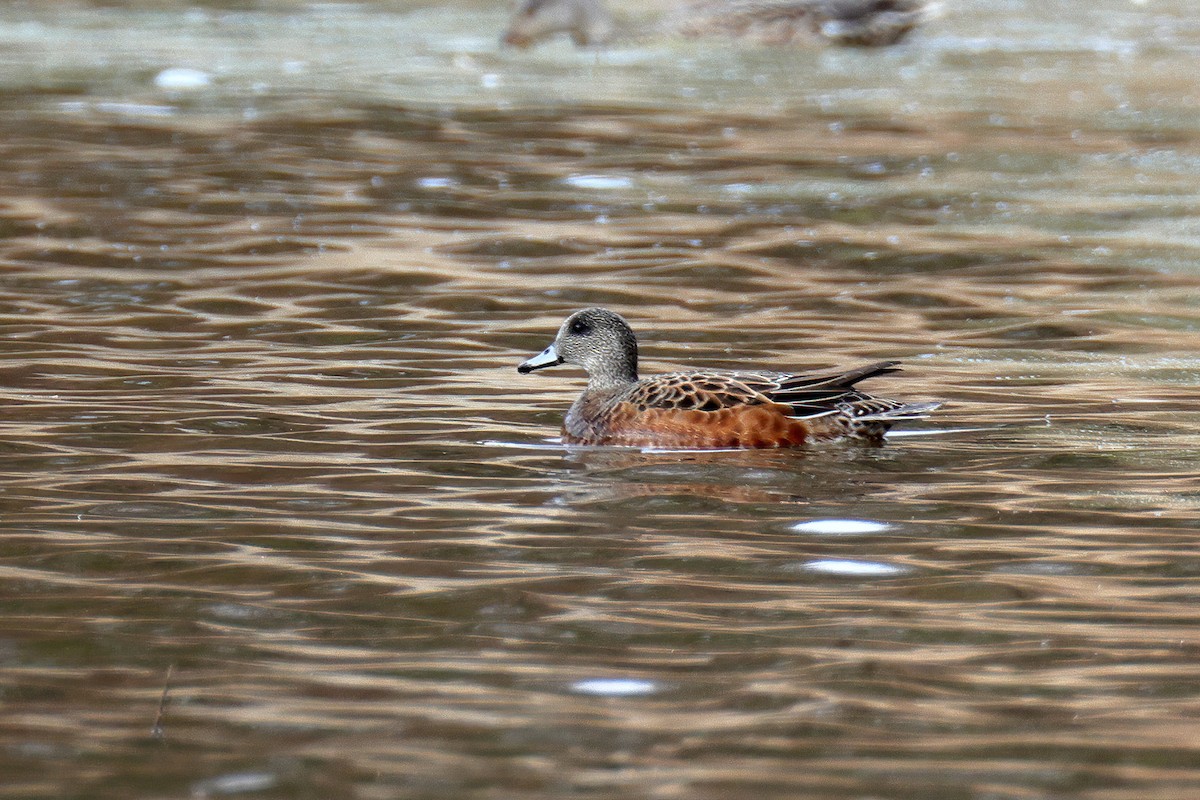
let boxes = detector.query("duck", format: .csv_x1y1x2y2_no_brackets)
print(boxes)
502,0,930,49
516,307,940,448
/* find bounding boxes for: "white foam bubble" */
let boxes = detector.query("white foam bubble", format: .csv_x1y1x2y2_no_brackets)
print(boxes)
791,519,890,535
800,559,907,577
154,67,211,90
570,678,659,696
563,174,633,190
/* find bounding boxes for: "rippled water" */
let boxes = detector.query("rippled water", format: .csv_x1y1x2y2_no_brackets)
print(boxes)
2,1,1200,798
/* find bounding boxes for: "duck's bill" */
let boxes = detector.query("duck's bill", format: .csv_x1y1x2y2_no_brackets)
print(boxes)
517,344,563,374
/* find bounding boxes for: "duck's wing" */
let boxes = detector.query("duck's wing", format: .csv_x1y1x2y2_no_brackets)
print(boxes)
733,360,907,417
758,360,940,441
619,361,907,416
619,372,774,413
603,364,937,446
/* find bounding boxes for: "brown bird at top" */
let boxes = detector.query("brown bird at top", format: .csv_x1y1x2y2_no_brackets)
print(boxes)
517,307,940,449
502,0,931,49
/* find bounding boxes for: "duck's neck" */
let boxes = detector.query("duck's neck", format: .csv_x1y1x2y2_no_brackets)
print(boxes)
586,354,638,393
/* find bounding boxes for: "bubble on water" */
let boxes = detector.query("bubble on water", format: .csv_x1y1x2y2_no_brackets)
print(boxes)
799,559,908,577
154,67,211,90
790,519,891,535
571,678,659,696
563,174,633,190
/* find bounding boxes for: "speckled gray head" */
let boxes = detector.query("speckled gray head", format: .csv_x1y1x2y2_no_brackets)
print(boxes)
517,308,639,390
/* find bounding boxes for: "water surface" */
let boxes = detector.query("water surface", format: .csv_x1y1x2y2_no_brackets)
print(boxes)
2,1,1200,798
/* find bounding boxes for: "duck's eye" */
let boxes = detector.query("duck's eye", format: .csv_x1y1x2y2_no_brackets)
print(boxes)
568,318,592,336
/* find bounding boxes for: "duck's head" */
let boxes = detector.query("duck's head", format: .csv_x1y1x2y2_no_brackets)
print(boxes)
518,307,639,389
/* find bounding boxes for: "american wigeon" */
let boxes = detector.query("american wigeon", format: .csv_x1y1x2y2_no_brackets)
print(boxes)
517,307,940,448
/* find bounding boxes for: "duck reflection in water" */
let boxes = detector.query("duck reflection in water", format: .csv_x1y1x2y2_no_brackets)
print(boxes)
502,0,931,49
546,441,918,506
518,308,940,450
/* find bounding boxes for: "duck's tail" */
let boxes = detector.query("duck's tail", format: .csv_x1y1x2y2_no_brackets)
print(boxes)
853,400,943,422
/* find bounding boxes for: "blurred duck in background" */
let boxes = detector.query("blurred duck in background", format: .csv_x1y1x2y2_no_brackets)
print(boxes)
502,0,932,49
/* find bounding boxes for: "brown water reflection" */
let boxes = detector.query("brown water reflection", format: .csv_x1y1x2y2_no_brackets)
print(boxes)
3,1,1200,798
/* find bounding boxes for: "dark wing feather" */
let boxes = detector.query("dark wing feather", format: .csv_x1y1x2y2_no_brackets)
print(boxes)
753,360,904,417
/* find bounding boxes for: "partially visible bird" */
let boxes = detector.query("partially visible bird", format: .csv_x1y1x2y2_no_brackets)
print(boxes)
502,0,931,49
